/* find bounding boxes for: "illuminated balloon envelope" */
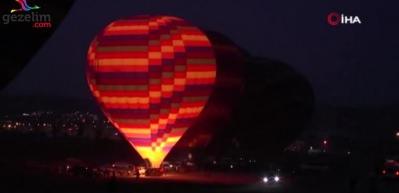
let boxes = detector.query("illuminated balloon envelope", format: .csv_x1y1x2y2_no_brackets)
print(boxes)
86,15,216,168
175,31,245,150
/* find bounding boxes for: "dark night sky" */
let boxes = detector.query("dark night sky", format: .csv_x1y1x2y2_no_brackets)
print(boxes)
2,0,399,106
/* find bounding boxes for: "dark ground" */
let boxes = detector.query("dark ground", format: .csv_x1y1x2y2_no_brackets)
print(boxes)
0,165,398,193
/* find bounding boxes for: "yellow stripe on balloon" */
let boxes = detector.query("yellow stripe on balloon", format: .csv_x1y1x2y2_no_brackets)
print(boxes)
187,71,216,79
107,25,149,31
121,128,151,134
97,58,149,66
178,107,203,114
101,96,149,104
181,35,208,41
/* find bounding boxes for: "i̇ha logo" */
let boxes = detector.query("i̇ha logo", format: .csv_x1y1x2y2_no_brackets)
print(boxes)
327,12,362,27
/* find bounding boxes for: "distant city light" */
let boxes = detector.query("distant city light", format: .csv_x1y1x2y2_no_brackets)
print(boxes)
0,110,117,139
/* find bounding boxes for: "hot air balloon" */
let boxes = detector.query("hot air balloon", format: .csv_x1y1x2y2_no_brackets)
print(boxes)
172,31,246,159
86,15,216,168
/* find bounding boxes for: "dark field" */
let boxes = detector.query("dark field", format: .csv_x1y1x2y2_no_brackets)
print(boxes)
1,167,398,193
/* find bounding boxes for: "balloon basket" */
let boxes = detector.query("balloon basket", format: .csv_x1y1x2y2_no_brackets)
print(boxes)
145,167,164,176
